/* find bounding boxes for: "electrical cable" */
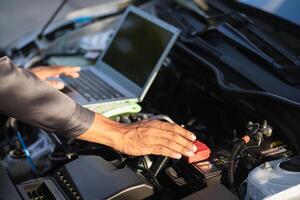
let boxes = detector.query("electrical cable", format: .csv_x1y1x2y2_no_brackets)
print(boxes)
139,157,160,187
16,131,37,174
227,123,260,191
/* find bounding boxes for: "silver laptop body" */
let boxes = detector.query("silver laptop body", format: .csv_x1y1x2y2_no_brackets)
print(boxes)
62,6,181,110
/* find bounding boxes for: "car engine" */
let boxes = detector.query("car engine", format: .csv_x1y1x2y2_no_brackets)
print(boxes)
1,0,300,199
0,107,298,200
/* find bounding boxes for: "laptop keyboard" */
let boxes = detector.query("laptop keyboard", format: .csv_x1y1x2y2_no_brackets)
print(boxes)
62,69,125,102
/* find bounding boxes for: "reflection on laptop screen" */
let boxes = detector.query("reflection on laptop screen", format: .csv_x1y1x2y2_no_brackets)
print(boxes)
102,12,173,88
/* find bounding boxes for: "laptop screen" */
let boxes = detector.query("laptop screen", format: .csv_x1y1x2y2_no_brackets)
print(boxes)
102,12,174,88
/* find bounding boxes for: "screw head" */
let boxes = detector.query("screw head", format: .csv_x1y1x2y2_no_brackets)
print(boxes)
262,162,272,170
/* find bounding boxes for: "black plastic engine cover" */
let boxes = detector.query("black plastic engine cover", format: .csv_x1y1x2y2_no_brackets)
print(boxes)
55,155,153,200
182,184,237,200
0,164,22,200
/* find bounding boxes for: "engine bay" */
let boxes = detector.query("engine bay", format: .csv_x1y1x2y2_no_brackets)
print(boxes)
0,116,296,200
1,1,300,199
0,64,299,199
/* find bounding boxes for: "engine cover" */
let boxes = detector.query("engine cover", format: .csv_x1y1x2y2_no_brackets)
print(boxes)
245,158,300,200
56,155,153,200
17,155,153,200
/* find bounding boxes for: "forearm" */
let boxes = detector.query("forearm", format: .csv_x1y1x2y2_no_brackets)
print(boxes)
0,56,94,137
77,114,124,149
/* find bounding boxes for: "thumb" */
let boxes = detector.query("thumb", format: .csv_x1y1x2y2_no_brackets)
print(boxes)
46,80,65,90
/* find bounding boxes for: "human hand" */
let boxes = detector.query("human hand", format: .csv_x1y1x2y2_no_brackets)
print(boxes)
30,66,81,90
114,120,198,159
78,114,198,159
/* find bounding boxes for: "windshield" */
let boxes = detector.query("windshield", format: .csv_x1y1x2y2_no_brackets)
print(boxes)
237,0,300,27
0,0,124,48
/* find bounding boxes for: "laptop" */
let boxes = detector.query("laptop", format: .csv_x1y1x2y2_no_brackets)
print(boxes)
61,6,181,111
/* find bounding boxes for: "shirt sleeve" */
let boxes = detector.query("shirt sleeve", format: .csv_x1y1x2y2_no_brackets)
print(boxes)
0,56,95,138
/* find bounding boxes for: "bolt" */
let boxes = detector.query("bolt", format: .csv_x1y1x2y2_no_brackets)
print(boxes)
262,162,272,170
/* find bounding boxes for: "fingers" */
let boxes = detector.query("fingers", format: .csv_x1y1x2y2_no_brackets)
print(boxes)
62,71,80,78
139,121,198,159
151,145,182,159
45,66,81,78
51,66,81,74
31,66,81,80
150,137,195,158
158,131,197,153
46,80,65,90
148,120,196,141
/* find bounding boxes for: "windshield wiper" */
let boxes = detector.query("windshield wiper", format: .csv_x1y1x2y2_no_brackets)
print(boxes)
162,0,299,69
175,0,209,20
208,22,283,69
207,0,300,67
163,1,281,69
242,20,300,66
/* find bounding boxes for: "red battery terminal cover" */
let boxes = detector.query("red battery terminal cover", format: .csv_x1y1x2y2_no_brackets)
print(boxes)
188,140,211,164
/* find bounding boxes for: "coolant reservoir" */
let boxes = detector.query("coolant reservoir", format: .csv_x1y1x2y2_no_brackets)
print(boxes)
245,157,300,200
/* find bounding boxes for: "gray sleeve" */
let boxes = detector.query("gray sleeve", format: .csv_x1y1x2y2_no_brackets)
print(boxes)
0,56,95,138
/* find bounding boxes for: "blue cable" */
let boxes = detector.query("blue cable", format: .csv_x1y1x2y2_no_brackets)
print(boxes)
16,131,37,173
73,16,92,24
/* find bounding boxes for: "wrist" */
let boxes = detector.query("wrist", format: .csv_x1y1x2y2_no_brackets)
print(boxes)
77,114,126,149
